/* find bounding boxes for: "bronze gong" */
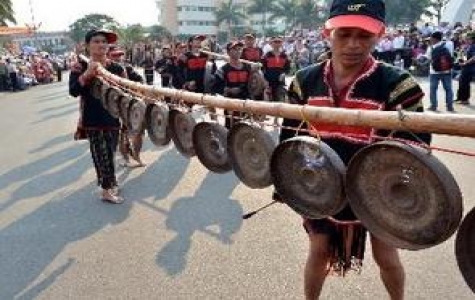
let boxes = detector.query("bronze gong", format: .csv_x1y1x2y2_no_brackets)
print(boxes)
248,69,267,99
270,136,346,219
169,109,197,157
105,86,123,119
127,99,147,135
192,122,232,173
90,78,103,100
227,122,276,189
145,103,171,147
119,95,135,125
456,206,475,294
346,141,463,250
100,80,111,106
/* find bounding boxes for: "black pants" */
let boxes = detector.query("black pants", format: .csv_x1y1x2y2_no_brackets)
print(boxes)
457,67,474,102
161,75,172,87
87,130,119,189
0,74,8,91
9,72,18,91
144,69,154,85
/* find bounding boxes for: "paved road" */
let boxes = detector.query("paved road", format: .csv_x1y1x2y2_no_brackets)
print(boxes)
0,76,474,300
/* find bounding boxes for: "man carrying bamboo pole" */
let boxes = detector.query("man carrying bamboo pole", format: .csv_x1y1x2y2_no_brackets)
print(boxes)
278,1,431,299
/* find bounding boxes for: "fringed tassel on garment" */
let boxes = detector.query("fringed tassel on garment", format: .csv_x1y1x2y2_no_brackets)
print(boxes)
328,221,367,276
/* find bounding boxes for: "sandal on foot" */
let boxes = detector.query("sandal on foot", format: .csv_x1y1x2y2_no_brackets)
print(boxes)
101,190,124,204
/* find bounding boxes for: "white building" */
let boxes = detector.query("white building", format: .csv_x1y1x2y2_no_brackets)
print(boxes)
157,0,282,36
12,31,73,53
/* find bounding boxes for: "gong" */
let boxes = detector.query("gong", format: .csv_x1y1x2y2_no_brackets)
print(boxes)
270,136,346,219
456,206,475,294
192,122,232,173
145,103,171,147
90,78,103,99
100,80,110,105
127,99,147,135
105,86,123,119
119,95,135,125
227,122,276,189
169,109,197,157
248,69,267,99
346,141,463,250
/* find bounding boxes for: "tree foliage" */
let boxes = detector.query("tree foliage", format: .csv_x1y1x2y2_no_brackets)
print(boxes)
68,14,120,43
118,24,146,45
215,0,246,39
269,0,299,33
0,0,15,26
247,0,276,35
384,0,430,25
424,0,450,25
148,25,172,41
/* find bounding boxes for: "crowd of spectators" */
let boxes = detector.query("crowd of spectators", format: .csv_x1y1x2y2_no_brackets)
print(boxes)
0,51,70,93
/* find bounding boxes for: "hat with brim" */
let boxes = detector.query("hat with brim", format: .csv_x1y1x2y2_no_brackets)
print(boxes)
85,28,118,44
109,49,125,56
325,15,385,35
324,0,386,35
193,35,206,41
227,41,244,51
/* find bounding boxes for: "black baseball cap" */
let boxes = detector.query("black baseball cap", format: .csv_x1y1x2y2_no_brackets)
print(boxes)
325,0,386,35
85,28,118,44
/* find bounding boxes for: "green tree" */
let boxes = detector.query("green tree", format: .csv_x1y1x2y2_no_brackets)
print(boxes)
68,14,120,43
424,0,450,25
268,0,299,33
294,0,327,30
148,25,172,41
385,0,430,25
118,24,146,46
0,0,15,25
215,0,246,40
247,0,275,36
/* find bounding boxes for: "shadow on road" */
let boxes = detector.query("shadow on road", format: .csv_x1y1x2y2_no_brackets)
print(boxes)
0,183,131,299
0,144,88,193
38,101,76,114
0,153,90,212
155,172,243,276
35,91,69,102
30,107,78,125
123,148,191,202
29,133,74,154
15,258,75,300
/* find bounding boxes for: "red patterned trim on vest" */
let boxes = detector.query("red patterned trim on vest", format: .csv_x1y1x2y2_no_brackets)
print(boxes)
307,96,383,143
311,58,382,144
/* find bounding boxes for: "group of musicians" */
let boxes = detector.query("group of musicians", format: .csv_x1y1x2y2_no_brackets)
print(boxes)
70,0,440,298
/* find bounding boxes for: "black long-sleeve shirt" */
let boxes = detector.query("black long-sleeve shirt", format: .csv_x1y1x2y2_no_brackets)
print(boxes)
69,60,125,129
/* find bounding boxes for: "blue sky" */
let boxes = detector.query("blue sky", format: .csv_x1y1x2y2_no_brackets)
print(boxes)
11,0,160,31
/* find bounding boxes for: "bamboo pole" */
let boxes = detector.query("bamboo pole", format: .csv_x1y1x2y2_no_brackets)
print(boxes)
80,55,475,138
199,49,262,68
